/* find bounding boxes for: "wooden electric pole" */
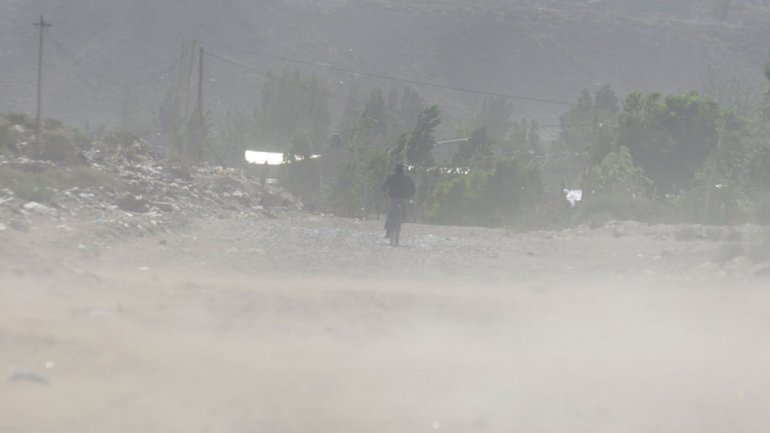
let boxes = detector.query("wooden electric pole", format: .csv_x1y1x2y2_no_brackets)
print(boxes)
195,46,204,161
34,16,51,157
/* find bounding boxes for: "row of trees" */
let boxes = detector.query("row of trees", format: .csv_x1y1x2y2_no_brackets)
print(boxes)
166,63,770,228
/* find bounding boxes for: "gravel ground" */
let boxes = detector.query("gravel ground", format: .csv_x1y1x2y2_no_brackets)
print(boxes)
2,213,770,433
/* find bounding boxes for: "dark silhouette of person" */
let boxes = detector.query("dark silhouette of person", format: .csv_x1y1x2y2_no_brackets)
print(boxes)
382,163,416,238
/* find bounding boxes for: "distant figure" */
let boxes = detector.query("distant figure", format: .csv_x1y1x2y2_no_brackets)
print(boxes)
382,163,416,239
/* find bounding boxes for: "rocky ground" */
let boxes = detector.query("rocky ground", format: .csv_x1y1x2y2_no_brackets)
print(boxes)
2,152,770,432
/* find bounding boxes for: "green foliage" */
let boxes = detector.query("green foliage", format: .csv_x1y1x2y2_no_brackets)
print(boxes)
685,119,753,224
560,89,594,153
619,92,720,195
585,146,650,199
279,158,322,206
702,66,760,120
423,170,490,225
574,194,635,227
258,68,331,155
5,113,35,129
0,167,54,202
39,129,76,163
422,157,544,227
473,96,514,144
361,88,388,140
452,127,495,170
502,119,543,158
595,84,620,114
486,158,544,225
326,149,390,217
388,86,426,133
327,94,392,217
212,109,257,167
393,105,441,167
0,166,122,203
560,86,617,155
0,116,19,154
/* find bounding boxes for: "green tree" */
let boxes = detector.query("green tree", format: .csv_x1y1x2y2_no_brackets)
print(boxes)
485,158,544,225
452,127,496,170
560,89,595,155
595,84,620,114
584,146,650,198
423,170,490,226
688,114,753,223
503,119,543,158
394,86,426,132
258,68,331,154
619,92,720,195
473,96,514,144
327,90,394,217
394,105,441,167
212,108,256,167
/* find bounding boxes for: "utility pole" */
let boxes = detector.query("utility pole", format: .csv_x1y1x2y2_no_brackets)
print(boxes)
34,16,51,157
194,46,204,162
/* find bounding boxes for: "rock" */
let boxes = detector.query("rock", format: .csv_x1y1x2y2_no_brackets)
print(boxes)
22,201,53,213
117,195,149,213
149,201,177,213
8,370,49,385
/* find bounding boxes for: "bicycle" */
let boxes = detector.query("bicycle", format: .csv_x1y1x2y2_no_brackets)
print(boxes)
388,200,404,246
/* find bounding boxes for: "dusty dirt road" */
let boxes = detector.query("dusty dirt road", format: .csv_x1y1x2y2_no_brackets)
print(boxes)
2,215,770,433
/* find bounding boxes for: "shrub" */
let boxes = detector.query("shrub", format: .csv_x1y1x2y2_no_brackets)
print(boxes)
0,166,122,203
573,194,633,227
0,167,54,202
39,129,76,162
5,113,35,129
49,166,123,190
0,117,19,153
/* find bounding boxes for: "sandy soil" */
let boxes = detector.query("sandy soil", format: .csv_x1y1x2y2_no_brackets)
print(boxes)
2,214,770,433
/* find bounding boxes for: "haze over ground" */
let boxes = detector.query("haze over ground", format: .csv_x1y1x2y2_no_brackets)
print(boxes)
3,1,770,431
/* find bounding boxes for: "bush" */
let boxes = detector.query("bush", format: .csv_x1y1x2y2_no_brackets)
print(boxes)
0,117,19,153
4,112,35,129
279,158,322,205
0,167,54,202
0,166,122,203
39,129,77,162
422,171,489,226
49,166,123,190
573,194,634,227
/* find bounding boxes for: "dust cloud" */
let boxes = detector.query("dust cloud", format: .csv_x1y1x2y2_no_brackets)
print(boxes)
3,261,770,433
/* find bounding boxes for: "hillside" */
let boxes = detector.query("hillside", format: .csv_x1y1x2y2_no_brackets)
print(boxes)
1,0,770,130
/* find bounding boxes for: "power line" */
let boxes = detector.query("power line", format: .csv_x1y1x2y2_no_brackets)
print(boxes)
44,27,119,86
204,49,595,132
199,41,579,108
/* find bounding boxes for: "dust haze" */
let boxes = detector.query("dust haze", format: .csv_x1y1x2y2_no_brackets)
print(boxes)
3,1,770,432
3,216,770,432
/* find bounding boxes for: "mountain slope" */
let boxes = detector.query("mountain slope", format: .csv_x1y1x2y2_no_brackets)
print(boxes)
1,0,769,129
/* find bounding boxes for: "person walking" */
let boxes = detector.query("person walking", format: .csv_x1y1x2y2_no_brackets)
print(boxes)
382,163,416,239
